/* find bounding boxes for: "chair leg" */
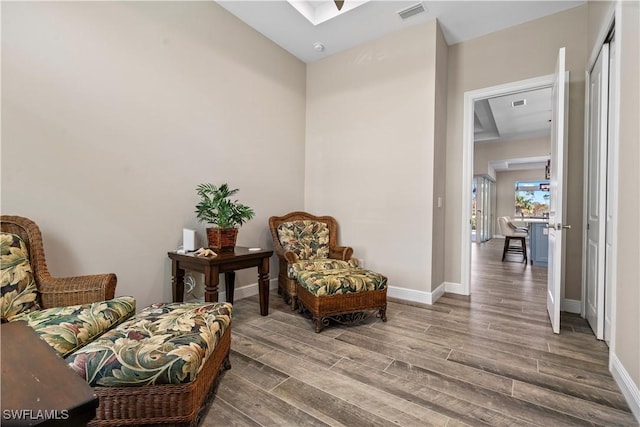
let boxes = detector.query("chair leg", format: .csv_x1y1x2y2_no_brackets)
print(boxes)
502,237,510,261
379,306,387,322
521,237,528,264
313,316,324,333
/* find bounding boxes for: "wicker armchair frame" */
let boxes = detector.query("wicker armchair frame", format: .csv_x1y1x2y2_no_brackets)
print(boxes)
268,211,353,310
1,215,116,308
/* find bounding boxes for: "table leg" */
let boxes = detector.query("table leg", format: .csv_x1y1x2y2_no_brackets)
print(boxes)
171,260,185,303
225,272,235,304
204,265,220,303
258,256,270,316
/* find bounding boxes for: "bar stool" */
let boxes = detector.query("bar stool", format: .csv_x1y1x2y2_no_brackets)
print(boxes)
498,216,528,263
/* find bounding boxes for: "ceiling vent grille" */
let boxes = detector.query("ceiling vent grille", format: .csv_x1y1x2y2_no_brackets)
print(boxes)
398,3,426,20
512,99,527,107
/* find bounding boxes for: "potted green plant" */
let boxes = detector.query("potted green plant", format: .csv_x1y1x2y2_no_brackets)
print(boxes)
195,183,255,251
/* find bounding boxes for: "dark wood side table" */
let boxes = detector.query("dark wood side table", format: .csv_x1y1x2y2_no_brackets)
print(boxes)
1,321,98,426
168,246,273,316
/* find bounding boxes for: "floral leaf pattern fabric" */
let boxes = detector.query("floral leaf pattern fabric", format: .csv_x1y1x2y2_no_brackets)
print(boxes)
12,296,136,357
1,232,40,322
66,302,232,386
277,221,329,260
288,259,359,279
295,268,387,297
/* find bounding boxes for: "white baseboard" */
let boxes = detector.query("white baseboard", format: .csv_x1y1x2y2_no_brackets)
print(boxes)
218,279,449,306
430,283,446,304
187,278,278,303
610,352,640,421
444,281,467,295
562,298,582,314
230,278,279,301
386,286,430,304
387,283,445,305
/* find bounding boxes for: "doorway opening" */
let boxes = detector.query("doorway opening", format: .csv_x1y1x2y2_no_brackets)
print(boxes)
460,74,555,299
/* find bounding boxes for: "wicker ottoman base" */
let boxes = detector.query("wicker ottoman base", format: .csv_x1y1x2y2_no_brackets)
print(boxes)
89,326,231,427
296,283,387,333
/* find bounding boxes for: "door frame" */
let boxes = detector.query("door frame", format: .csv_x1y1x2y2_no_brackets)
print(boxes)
581,9,618,346
583,42,609,340
460,74,555,296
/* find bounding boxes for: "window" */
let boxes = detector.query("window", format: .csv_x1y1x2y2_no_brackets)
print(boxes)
514,180,550,217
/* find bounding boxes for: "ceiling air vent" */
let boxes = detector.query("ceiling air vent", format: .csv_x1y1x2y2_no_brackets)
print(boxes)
398,2,426,20
512,99,527,107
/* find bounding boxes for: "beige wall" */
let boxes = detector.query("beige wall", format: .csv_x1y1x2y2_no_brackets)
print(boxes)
495,169,547,227
305,21,442,296
1,2,306,308
445,5,588,301
474,136,550,178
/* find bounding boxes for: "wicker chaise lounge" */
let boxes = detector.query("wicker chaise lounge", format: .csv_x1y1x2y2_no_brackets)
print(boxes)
67,302,232,427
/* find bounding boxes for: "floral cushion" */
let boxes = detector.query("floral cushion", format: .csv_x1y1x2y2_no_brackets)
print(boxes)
66,302,232,386
295,268,387,297
277,220,329,260
1,232,41,322
12,296,136,358
288,259,359,279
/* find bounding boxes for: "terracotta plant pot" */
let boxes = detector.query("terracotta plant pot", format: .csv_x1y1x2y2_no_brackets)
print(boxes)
206,227,238,252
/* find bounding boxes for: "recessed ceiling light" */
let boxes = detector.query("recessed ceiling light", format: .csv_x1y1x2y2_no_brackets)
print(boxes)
313,42,325,52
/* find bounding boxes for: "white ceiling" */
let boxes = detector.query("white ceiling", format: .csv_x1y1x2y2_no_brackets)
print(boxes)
475,87,552,173
475,87,552,144
216,0,585,63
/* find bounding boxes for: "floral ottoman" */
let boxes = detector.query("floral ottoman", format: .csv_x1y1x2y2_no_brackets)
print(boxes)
66,301,232,427
293,266,388,333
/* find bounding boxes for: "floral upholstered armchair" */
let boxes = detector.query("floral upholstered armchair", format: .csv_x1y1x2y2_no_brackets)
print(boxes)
1,215,135,358
268,211,356,309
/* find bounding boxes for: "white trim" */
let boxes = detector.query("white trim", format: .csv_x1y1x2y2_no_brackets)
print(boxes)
230,279,453,306
444,281,465,295
561,298,581,314
607,0,622,364
610,352,640,421
188,278,278,301
223,278,279,302
387,283,445,305
587,4,615,69
581,67,590,319
461,74,555,296
430,283,446,304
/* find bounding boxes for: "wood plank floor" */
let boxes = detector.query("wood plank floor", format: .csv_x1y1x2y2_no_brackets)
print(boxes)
203,239,637,426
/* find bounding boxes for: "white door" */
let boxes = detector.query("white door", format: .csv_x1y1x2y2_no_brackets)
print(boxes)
547,47,569,334
586,44,609,340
